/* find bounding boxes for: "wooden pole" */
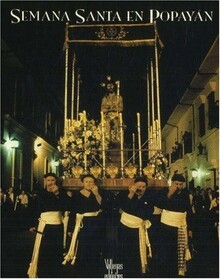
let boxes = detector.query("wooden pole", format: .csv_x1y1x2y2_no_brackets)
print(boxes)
64,23,69,137
101,111,106,178
147,66,151,159
76,71,80,121
119,112,124,177
137,112,142,176
150,60,156,155
154,23,162,150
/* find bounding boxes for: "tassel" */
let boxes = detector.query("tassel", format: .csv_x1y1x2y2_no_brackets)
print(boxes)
71,256,76,265
185,248,191,261
179,269,185,276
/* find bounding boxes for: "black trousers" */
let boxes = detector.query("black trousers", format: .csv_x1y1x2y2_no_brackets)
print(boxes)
159,223,179,278
38,224,64,278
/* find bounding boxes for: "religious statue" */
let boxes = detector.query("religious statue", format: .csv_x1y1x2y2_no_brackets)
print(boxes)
101,75,124,142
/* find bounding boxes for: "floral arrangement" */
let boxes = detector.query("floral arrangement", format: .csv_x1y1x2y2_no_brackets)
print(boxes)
58,112,109,177
147,151,168,179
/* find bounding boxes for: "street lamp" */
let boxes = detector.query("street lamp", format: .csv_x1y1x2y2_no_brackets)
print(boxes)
191,168,198,178
53,160,59,167
51,160,59,175
5,137,19,149
10,137,19,148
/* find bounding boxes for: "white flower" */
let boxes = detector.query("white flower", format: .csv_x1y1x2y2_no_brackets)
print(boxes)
93,131,101,140
86,130,92,137
148,151,168,179
69,135,75,142
74,121,81,128
62,159,69,167
58,114,110,175
76,138,83,145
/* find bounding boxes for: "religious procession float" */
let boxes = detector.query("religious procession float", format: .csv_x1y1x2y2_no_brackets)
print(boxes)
58,23,168,190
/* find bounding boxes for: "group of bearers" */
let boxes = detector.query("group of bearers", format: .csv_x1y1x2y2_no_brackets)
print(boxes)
27,172,196,278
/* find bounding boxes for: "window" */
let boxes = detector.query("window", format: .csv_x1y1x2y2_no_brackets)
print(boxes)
207,91,219,129
182,131,192,154
198,104,205,137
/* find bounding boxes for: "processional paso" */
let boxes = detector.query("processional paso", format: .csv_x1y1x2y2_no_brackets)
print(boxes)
58,23,168,182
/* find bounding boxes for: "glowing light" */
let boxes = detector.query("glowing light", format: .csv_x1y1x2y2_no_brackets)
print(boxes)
5,138,19,148
191,169,198,178
51,160,59,167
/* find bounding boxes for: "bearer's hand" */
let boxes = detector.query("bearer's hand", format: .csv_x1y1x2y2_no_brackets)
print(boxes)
167,184,178,198
129,184,138,194
90,185,99,196
91,185,102,205
128,184,137,199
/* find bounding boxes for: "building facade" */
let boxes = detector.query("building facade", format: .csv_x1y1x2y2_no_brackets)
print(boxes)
1,40,63,192
162,37,219,189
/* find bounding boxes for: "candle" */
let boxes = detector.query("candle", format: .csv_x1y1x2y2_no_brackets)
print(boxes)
137,112,140,127
83,110,86,125
132,133,135,165
137,113,142,175
83,110,87,172
76,73,80,121
155,119,158,150
71,54,75,120
119,112,123,127
149,126,153,159
101,111,104,125
119,113,124,177
116,80,120,96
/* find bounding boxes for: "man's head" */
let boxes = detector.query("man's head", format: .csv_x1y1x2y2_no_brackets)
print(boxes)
44,173,59,194
171,173,185,190
106,75,115,93
134,176,148,197
106,82,115,93
81,174,96,191
8,187,13,193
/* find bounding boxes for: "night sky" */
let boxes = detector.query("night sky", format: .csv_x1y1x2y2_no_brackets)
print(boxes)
1,1,219,144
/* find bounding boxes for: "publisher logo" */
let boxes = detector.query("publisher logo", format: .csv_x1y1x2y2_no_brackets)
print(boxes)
104,258,123,278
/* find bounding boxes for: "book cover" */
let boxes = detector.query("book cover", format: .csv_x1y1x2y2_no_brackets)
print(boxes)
1,1,219,278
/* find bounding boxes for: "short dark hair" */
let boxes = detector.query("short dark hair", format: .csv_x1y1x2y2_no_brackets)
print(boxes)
171,174,185,182
81,174,96,183
44,173,57,179
134,176,148,185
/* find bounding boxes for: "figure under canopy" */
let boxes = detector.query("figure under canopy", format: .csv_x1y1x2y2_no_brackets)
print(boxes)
101,75,124,142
